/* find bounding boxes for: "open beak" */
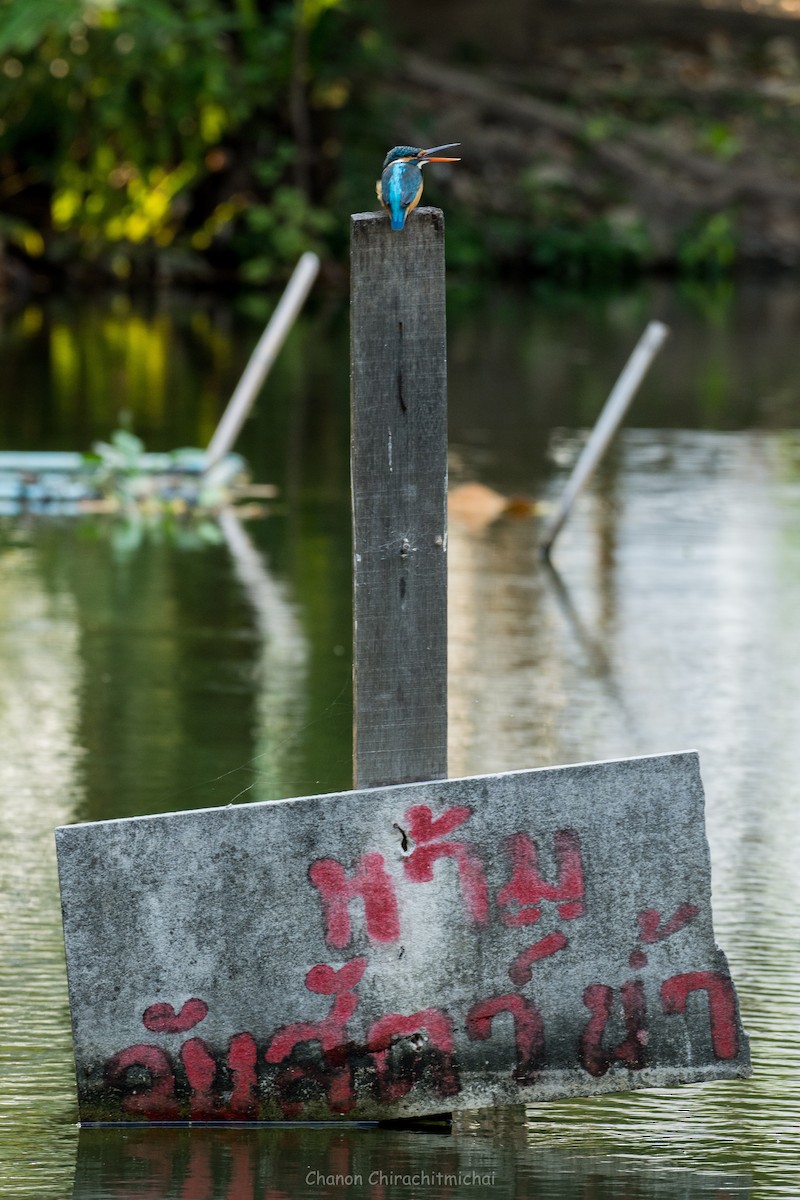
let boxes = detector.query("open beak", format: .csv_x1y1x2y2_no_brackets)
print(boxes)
417,142,461,163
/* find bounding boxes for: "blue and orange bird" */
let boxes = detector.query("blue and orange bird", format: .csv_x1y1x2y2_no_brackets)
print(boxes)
377,143,461,231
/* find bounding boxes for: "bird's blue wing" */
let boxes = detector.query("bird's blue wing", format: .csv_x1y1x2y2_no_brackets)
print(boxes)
381,162,423,231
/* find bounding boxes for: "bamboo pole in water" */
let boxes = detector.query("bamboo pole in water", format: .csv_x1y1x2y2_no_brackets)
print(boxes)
204,251,320,471
540,320,669,560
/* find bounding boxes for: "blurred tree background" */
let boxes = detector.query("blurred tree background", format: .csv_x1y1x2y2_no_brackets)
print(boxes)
3,0,800,289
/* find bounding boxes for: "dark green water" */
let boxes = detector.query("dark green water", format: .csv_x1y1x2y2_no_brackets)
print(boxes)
1,278,798,1196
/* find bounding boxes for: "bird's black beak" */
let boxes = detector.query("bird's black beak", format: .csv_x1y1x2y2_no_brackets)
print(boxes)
417,143,461,163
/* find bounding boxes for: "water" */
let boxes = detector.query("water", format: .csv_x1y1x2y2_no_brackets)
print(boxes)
1,279,798,1196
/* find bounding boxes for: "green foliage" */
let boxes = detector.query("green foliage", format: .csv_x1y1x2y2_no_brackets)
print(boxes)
678,212,738,276
0,0,385,281
445,162,653,283
0,4,758,283
81,427,241,550
530,218,651,282
236,186,335,284
582,115,616,143
89,427,151,479
697,122,742,162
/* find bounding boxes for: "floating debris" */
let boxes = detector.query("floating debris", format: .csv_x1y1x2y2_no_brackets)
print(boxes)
0,430,265,519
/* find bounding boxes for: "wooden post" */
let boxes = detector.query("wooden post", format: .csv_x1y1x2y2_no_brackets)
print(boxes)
350,208,448,789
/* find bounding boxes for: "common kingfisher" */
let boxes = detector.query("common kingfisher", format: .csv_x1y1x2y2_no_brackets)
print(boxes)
376,143,461,231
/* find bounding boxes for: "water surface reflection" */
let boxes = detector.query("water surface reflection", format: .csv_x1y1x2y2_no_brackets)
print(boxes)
448,428,800,1193
71,1125,750,1199
1,279,799,1197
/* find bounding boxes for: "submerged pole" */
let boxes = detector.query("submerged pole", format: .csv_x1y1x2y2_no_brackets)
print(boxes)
540,319,669,560
205,251,320,471
350,208,448,789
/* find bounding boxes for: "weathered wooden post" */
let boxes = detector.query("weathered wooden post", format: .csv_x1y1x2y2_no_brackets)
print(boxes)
350,208,448,788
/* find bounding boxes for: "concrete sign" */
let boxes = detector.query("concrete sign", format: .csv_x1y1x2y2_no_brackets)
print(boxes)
56,751,750,1123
